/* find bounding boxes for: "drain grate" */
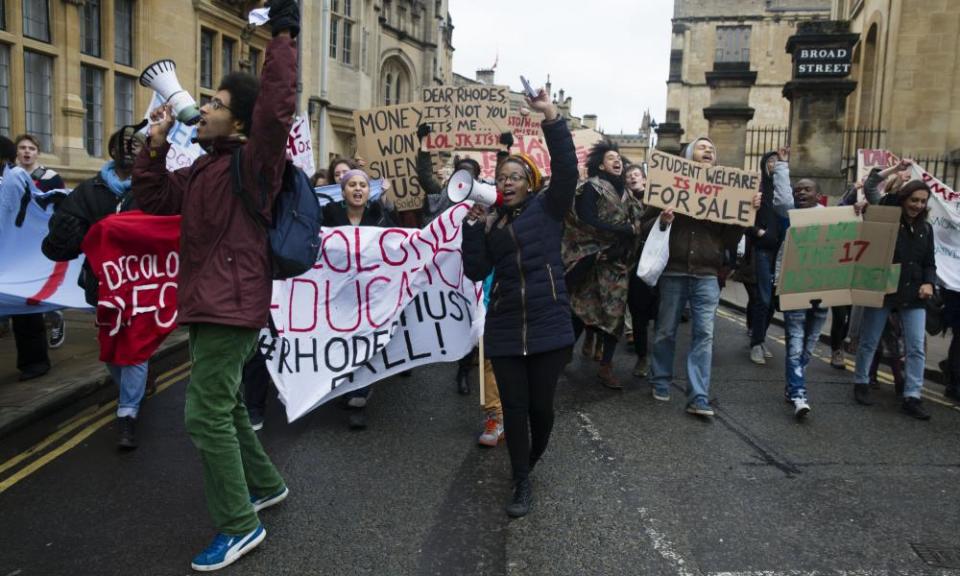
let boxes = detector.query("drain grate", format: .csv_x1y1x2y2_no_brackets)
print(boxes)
911,543,960,569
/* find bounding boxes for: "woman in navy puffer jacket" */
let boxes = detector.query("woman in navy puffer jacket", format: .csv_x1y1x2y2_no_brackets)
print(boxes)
461,88,578,519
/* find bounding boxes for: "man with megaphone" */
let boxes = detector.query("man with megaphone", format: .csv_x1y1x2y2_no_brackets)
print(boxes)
132,1,300,571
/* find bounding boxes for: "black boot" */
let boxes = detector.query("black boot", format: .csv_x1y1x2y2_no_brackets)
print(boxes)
505,478,532,518
117,416,138,450
901,397,931,421
455,366,470,396
854,384,874,406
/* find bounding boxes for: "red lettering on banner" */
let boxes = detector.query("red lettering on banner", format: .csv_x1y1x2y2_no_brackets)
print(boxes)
289,278,319,332
379,228,410,266
364,276,403,328
322,230,351,272
432,248,463,289
324,279,362,332
26,261,70,306
354,228,380,273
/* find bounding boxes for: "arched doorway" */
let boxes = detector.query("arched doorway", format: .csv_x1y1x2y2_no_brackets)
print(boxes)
857,23,879,128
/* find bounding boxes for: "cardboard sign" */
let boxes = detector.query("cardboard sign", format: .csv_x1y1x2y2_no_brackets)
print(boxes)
777,206,901,310
646,150,759,226
421,85,510,151
457,128,603,180
857,149,897,184
287,115,315,177
353,103,425,212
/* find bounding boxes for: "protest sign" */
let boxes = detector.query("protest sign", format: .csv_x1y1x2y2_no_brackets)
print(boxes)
262,204,484,421
0,167,88,315
912,163,960,291
353,103,425,212
145,92,205,172
857,148,897,184
421,85,510,151
458,128,603,180
82,212,181,365
645,149,759,226
287,115,316,177
777,206,901,310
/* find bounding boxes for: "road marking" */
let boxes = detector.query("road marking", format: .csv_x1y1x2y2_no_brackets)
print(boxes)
576,411,604,442
0,361,191,495
715,308,960,411
710,571,959,576
637,507,697,576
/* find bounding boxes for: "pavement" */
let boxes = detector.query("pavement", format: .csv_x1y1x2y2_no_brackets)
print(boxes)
0,303,958,576
0,310,189,438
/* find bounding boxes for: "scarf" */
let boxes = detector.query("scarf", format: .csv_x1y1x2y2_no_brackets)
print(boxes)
100,161,132,198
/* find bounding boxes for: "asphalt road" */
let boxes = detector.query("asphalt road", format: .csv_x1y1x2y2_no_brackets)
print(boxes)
1,306,959,576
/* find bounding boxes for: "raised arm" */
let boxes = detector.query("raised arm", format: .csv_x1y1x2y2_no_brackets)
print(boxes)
132,136,191,215
771,160,794,218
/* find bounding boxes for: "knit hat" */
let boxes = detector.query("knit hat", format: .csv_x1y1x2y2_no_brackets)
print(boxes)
500,153,543,192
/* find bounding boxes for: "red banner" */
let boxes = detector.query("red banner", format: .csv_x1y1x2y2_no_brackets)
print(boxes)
81,211,181,365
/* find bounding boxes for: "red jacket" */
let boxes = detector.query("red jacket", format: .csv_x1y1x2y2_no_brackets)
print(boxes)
132,35,296,329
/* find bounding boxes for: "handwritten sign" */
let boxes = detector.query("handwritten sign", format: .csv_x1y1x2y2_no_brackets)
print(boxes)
778,206,901,310
646,150,759,226
457,128,603,180
421,85,510,151
353,103,426,212
286,115,315,177
856,149,898,184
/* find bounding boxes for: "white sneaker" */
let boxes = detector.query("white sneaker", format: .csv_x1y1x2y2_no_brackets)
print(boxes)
477,412,504,447
792,396,811,419
47,311,65,349
750,345,766,365
761,343,773,359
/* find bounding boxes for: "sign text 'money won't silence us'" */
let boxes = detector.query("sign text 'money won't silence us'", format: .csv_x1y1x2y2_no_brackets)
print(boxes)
646,150,759,226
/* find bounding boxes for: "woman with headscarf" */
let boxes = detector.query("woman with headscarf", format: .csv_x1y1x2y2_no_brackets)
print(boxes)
562,141,645,389
322,169,395,429
461,88,577,518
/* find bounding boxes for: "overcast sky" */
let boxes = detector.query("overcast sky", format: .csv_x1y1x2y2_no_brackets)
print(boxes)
447,0,674,135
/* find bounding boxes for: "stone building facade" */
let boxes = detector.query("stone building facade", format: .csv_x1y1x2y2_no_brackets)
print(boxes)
833,0,960,157
0,0,454,185
662,0,831,157
607,110,653,166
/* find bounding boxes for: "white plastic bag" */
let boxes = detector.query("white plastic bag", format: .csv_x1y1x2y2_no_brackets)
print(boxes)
636,222,671,286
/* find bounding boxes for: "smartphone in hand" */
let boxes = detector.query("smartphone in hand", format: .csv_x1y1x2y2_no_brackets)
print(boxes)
520,75,538,99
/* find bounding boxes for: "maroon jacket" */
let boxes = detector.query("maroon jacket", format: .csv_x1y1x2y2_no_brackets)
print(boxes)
133,35,296,329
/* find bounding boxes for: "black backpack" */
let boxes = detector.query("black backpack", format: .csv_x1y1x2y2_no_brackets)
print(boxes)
231,149,323,279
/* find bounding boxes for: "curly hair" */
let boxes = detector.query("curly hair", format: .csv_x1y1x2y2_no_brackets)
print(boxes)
217,72,260,137
585,139,620,178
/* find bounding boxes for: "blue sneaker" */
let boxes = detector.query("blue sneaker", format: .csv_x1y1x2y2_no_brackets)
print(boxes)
686,397,715,417
191,525,265,572
251,486,289,513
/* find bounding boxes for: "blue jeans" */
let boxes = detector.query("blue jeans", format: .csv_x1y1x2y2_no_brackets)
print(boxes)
650,275,721,403
107,362,148,418
783,307,828,399
749,249,775,346
854,306,925,399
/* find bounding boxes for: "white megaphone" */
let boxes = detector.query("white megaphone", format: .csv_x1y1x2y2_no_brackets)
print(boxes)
139,59,201,125
447,169,501,206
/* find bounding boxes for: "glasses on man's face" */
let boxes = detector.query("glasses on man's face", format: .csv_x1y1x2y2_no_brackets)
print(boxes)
208,97,234,113
496,174,525,184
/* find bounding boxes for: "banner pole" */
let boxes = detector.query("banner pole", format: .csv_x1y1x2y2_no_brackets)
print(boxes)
478,340,485,408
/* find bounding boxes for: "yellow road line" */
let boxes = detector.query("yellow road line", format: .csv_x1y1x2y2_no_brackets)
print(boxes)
715,308,959,409
0,361,191,485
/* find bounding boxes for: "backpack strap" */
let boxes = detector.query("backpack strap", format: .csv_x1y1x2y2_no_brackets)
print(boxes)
230,147,270,230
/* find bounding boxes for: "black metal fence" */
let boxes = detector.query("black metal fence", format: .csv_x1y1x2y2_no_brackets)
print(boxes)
745,125,959,191
744,126,789,172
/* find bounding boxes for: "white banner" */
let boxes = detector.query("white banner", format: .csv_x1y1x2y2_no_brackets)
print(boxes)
286,115,315,177
912,164,960,291
145,93,206,172
0,166,90,315
262,204,484,421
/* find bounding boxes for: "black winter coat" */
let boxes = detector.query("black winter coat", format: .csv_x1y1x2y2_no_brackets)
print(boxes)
322,200,395,228
41,174,136,306
888,214,937,309
461,119,578,357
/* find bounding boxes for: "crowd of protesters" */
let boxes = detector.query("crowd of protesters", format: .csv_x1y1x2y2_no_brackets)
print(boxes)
1,0,956,571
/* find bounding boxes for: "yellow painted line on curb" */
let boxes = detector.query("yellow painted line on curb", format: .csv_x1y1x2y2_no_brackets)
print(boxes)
715,308,959,409
0,361,191,492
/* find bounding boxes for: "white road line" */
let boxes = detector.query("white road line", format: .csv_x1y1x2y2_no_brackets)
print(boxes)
637,507,698,576
576,411,603,442
711,570,960,576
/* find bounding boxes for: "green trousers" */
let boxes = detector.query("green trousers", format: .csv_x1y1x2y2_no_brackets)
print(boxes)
185,323,285,535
